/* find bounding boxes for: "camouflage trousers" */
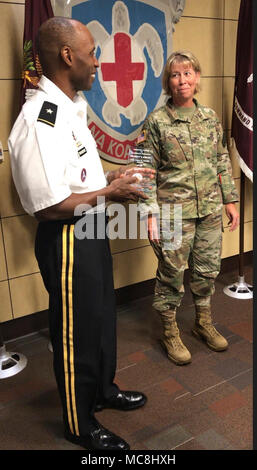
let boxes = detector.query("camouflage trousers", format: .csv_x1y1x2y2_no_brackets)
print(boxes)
150,211,223,312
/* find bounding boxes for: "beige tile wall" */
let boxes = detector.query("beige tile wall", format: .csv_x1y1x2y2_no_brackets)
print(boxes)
1,215,39,278
0,222,8,281
9,273,48,319
0,2,24,80
183,0,224,18
0,0,252,322
173,17,224,77
113,245,157,290
0,80,22,152
0,152,25,217
0,281,13,322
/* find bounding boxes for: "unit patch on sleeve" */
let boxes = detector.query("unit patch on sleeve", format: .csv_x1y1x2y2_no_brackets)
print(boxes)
37,101,58,127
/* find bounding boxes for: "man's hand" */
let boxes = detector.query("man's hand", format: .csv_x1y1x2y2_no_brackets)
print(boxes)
35,168,154,221
225,203,239,231
106,167,125,183
106,166,155,184
107,175,149,202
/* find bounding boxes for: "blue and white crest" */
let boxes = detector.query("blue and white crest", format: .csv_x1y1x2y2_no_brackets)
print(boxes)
53,0,185,163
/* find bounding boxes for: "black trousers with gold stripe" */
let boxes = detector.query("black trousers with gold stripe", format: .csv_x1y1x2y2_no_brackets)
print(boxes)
35,213,119,435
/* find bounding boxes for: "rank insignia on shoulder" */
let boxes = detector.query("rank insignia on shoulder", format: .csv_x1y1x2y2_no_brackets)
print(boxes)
136,129,147,144
37,101,57,127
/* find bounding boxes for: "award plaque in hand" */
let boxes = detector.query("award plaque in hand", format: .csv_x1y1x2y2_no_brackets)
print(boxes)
126,147,154,195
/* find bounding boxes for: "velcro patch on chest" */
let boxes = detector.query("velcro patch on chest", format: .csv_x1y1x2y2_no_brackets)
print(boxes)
37,101,58,127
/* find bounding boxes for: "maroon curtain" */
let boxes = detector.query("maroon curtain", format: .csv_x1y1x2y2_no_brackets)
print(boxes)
20,0,54,108
231,0,253,181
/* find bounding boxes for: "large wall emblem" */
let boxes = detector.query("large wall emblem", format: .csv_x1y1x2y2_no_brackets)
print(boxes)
53,0,185,163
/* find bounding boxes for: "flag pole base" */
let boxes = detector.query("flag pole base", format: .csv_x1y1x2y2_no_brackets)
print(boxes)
223,275,253,299
0,345,27,379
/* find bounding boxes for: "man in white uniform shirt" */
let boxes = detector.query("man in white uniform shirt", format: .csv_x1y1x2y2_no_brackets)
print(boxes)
8,17,152,451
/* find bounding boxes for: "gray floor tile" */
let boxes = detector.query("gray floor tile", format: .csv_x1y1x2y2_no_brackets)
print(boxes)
195,429,232,450
143,424,193,450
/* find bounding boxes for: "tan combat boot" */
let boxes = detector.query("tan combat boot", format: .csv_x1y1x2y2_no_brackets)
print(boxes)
192,306,228,351
160,309,191,365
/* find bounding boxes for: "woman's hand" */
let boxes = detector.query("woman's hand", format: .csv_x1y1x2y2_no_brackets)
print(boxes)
225,203,239,231
147,214,160,243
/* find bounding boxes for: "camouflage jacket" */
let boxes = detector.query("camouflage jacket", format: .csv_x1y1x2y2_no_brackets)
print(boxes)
136,98,239,219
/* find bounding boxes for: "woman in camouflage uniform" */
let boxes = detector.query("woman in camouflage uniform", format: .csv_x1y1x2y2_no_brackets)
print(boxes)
137,51,239,365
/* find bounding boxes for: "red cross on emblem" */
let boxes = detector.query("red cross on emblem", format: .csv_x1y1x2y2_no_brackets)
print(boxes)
101,32,144,108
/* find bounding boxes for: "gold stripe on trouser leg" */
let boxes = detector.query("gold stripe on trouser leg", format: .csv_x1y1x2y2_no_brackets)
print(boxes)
67,225,79,436
61,225,73,434
61,225,79,436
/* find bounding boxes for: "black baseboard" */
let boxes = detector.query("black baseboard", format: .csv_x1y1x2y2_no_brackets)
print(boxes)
1,251,252,343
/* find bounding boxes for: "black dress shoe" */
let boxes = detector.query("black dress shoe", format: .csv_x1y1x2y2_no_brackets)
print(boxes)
95,391,147,412
65,423,130,450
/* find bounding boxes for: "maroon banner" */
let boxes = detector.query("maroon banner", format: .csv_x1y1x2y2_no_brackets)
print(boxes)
231,0,253,181
20,0,54,108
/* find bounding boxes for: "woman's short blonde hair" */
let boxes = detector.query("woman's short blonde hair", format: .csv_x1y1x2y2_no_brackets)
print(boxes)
162,50,202,97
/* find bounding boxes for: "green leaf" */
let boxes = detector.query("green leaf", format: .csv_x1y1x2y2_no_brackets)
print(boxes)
25,57,33,66
24,41,33,53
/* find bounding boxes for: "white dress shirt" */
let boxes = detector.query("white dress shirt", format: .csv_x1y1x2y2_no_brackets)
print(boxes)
8,76,106,216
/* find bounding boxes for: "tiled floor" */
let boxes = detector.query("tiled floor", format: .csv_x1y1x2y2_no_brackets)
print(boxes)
0,261,253,450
